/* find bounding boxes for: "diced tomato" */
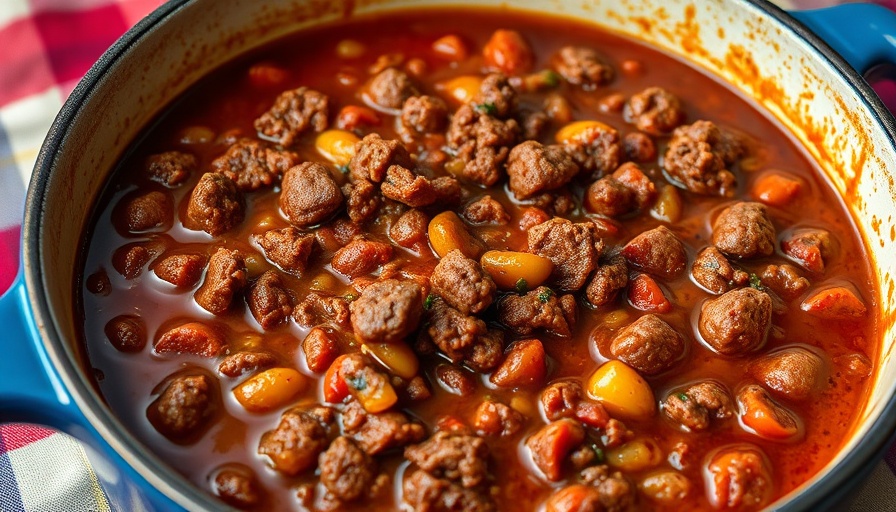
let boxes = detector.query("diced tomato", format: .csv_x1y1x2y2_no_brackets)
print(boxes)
628,274,671,313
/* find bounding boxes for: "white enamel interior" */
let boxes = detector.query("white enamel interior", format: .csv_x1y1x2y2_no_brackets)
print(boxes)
27,0,896,509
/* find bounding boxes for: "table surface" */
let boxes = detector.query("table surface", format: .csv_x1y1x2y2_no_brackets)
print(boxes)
1,0,895,511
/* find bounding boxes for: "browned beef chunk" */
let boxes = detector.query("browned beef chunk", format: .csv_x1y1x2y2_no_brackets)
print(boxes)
254,87,329,146
528,218,603,291
401,95,449,134
552,46,613,87
586,162,656,217
302,326,340,374
466,329,504,373
692,246,750,294
146,151,196,187
252,227,315,275
446,104,520,186
381,165,438,207
498,286,576,337
366,68,419,109
211,465,263,509
331,238,393,278
147,373,217,442
104,315,146,353
430,249,496,315
759,263,809,300
473,73,517,118
431,176,463,206
426,298,487,361
621,225,687,280
506,141,579,199
186,172,245,236
153,253,206,287
293,292,350,328
350,279,423,343
217,351,278,378
403,470,496,512
349,133,415,183
610,314,685,375
560,122,622,179
342,399,426,455
195,248,247,315
585,254,628,307
258,408,331,476
463,196,509,225
663,120,744,196
622,132,657,162
577,465,637,511
405,431,490,488
122,191,172,232
662,380,734,432
781,228,835,273
712,202,776,259
343,178,381,224
112,243,154,279
319,436,377,503
474,400,525,437
279,162,343,227
390,209,430,249
699,287,772,355
623,87,685,135
154,322,228,357
541,381,583,421
211,139,299,191
526,419,585,482
247,270,292,330
747,346,826,401
436,364,477,396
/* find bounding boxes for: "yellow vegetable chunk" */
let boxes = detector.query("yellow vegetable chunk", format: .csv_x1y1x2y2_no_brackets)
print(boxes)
361,342,420,380
651,185,683,223
441,75,484,104
233,367,307,413
354,378,399,414
586,360,656,420
555,120,615,145
606,438,663,472
315,129,360,167
480,250,554,290
428,211,485,259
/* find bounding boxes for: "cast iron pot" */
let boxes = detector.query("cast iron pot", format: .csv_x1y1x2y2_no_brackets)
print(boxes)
1,0,896,510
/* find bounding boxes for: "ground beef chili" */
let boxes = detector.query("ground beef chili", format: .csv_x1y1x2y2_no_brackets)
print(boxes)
78,8,878,512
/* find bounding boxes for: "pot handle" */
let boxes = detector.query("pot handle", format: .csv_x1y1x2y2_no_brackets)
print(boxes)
790,3,896,74
0,275,182,512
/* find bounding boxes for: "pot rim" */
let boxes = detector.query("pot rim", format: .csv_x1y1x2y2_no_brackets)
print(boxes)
21,0,896,510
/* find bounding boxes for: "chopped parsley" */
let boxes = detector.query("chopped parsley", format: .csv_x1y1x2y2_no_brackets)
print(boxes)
344,293,357,302
474,102,498,116
538,287,554,303
346,374,367,392
592,445,605,464
337,163,350,175
515,278,528,294
423,294,436,311
748,273,766,291
676,393,689,401
543,70,561,87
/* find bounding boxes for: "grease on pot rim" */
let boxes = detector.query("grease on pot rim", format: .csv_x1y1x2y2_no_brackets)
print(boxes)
79,7,878,511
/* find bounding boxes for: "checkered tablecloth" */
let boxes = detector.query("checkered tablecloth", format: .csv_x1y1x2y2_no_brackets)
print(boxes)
1,0,895,510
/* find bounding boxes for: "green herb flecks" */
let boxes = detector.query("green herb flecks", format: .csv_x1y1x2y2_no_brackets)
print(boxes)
515,278,528,294
676,393,689,401
337,163,350,175
474,102,498,116
538,287,554,303
748,273,766,291
543,70,561,87
346,374,367,392
344,293,357,302
592,445,605,464
423,294,436,311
